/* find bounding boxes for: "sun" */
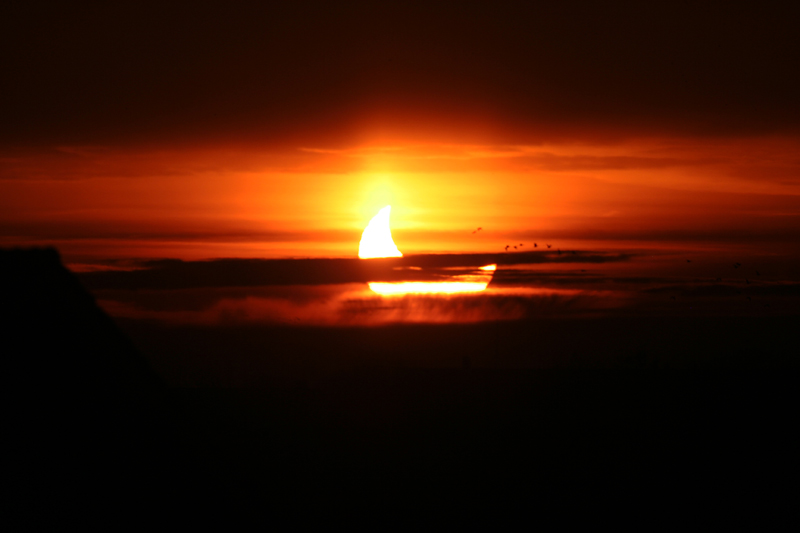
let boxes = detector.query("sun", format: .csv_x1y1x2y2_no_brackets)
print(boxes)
358,205,496,294
358,205,403,259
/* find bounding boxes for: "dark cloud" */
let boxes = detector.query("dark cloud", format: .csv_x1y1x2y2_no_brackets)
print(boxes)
520,153,718,172
645,282,800,298
76,252,634,290
96,287,605,326
84,251,800,327
2,2,799,147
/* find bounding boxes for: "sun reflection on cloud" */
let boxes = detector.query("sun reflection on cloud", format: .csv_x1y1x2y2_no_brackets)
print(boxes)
368,264,496,295
368,281,489,295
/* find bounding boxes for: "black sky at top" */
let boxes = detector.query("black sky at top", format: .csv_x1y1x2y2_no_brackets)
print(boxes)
2,1,799,147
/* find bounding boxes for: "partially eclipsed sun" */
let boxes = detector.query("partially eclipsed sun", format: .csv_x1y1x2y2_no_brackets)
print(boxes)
359,206,496,295
359,205,402,259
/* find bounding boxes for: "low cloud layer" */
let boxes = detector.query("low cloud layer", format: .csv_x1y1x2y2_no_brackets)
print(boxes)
77,252,633,290
87,251,800,326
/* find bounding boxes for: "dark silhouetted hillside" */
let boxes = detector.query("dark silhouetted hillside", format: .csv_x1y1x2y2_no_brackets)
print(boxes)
1,248,181,518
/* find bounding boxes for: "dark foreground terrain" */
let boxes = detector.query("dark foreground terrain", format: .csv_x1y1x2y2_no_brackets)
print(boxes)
3,248,798,521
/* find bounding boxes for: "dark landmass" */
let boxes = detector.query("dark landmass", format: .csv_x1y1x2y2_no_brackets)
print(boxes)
2,248,191,517
4,248,798,520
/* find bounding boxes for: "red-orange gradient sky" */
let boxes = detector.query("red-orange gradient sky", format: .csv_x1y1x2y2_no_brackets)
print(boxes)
2,3,799,266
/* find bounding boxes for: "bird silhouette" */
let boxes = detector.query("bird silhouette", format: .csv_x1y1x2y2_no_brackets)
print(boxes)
572,250,576,255
504,245,510,251
519,243,524,247
580,269,586,272
533,243,538,248
734,262,741,269
472,227,483,234
546,244,552,249
686,259,691,263
557,249,561,255
513,245,518,250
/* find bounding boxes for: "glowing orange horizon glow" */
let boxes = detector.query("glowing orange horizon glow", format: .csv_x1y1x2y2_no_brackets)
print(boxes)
2,137,799,266
358,205,403,259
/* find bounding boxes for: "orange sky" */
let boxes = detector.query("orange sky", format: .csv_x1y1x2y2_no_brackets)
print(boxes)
2,3,799,267
2,134,799,266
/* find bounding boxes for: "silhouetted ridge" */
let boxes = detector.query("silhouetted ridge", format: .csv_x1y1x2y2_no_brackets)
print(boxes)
1,248,177,514
2,247,160,392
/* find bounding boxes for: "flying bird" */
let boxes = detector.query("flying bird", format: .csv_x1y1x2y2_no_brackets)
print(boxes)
472,227,483,234
734,262,741,269
686,260,691,263
534,243,538,248
504,245,510,251
513,245,518,250
546,244,552,249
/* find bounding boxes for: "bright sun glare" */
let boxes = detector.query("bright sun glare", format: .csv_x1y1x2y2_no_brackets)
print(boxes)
358,205,403,259
358,205,496,295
